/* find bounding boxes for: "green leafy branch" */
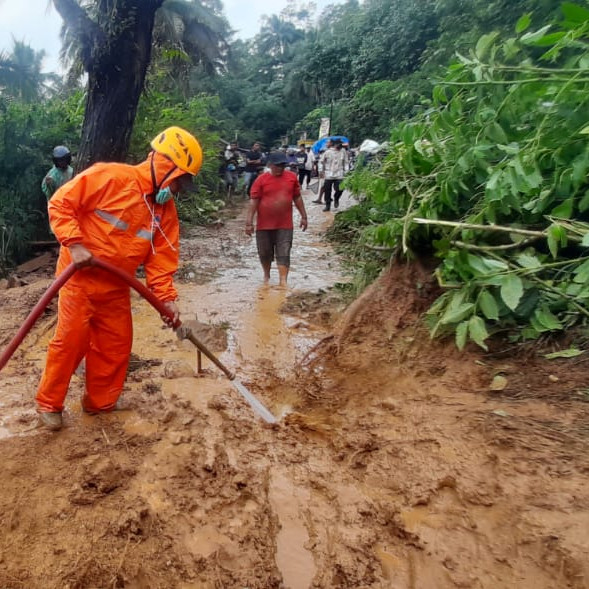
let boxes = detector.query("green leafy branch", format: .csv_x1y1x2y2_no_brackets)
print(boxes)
345,3,589,350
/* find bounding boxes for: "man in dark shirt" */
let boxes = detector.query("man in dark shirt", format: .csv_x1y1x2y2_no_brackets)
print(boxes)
295,144,309,187
244,142,265,197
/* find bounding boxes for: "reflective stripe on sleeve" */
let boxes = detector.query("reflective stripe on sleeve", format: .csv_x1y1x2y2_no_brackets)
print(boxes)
94,209,129,231
136,229,153,240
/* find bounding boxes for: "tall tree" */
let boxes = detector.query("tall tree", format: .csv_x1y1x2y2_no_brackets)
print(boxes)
256,15,304,60
53,0,228,169
153,0,229,73
53,0,164,169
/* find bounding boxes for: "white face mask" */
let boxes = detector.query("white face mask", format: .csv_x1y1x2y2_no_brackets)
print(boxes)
155,186,175,204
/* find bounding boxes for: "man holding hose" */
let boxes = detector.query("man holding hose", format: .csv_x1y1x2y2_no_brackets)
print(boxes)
36,127,203,431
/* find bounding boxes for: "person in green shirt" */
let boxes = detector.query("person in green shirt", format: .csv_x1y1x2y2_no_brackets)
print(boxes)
41,146,74,200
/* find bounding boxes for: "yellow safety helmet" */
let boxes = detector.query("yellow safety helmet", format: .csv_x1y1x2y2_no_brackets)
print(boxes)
151,126,203,175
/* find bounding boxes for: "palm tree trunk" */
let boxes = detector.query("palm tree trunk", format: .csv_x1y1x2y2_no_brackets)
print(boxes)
53,0,165,170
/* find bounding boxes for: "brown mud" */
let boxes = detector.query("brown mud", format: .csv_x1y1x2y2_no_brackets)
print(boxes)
0,191,588,588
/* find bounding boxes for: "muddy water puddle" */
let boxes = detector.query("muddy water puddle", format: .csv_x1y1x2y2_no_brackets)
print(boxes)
129,202,348,426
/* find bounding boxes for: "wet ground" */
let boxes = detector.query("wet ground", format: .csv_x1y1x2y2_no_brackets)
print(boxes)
0,188,588,588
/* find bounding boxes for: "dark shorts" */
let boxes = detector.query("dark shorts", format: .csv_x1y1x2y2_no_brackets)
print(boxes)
256,229,294,267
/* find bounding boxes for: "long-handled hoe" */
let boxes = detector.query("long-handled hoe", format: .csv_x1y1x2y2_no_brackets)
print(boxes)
0,257,277,424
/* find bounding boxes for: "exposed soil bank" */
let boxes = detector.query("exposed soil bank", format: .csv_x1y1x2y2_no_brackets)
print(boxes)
0,190,587,588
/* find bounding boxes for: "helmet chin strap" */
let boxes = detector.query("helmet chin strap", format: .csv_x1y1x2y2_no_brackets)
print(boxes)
149,152,176,199
144,153,178,255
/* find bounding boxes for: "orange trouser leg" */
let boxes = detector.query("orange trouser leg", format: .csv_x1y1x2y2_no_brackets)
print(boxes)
36,285,92,412
82,291,132,412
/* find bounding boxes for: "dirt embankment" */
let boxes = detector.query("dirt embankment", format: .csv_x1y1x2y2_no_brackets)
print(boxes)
0,208,588,588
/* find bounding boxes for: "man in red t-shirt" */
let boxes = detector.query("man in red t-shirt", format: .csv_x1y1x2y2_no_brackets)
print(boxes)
245,151,308,287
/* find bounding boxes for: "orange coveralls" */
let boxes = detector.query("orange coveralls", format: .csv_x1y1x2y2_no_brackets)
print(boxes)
36,155,183,413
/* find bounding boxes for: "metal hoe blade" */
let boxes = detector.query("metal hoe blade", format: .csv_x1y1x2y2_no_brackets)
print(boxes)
177,325,278,424
231,379,277,424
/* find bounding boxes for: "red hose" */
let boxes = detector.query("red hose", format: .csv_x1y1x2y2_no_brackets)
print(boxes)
92,258,180,328
0,258,180,373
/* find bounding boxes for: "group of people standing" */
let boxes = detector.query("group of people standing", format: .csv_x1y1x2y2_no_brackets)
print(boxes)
220,141,267,198
221,141,313,198
220,138,350,213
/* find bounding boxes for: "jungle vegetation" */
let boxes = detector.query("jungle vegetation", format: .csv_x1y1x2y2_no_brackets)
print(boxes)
4,0,589,351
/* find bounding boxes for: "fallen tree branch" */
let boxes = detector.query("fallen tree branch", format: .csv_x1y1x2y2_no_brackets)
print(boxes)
413,218,583,244
362,244,396,252
412,217,546,237
450,237,541,251
441,78,589,85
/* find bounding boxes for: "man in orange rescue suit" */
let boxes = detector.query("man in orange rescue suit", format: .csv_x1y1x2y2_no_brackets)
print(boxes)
36,127,203,431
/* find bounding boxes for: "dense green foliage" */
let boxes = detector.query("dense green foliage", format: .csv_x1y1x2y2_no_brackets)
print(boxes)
0,0,571,300
344,3,589,349
0,92,83,269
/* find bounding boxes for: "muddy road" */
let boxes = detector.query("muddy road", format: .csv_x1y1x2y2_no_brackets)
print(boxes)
0,189,588,588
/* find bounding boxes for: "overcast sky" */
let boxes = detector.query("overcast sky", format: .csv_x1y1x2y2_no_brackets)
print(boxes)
0,0,332,74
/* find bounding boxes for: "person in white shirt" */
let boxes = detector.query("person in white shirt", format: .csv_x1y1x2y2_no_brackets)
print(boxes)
302,147,315,189
320,139,349,211
223,142,241,194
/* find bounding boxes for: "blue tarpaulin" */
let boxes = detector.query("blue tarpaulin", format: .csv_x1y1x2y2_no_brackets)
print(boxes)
312,135,349,154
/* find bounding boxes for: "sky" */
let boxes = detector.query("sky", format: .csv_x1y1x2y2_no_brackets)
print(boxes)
0,0,333,74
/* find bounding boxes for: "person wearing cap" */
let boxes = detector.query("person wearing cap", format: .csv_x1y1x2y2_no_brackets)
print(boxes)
36,127,203,431
42,145,74,201
245,151,308,287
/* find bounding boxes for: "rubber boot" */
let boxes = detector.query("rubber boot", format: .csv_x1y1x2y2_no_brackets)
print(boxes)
82,396,130,414
39,411,63,431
